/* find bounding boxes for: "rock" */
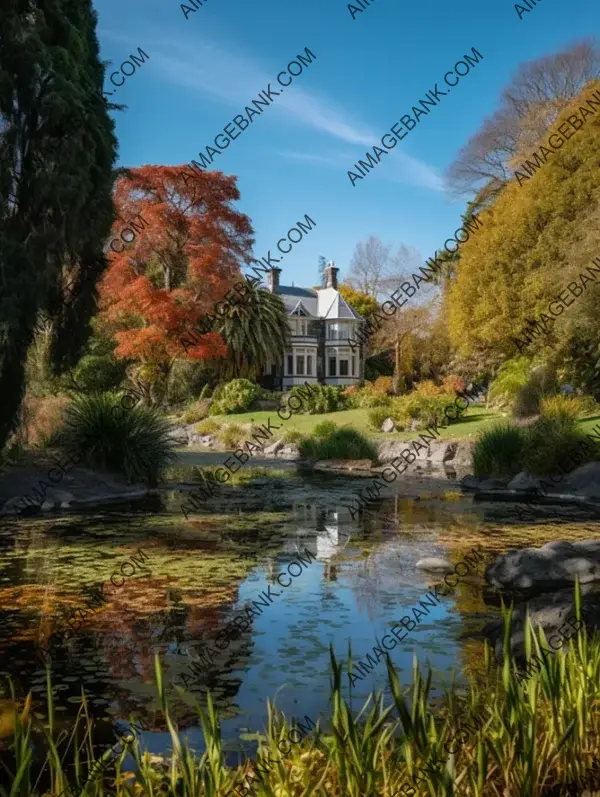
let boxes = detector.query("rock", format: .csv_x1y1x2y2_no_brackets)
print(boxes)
460,475,481,491
507,472,544,492
486,539,600,593
263,438,285,457
314,459,373,472
410,419,421,432
0,497,41,516
561,462,600,499
276,444,301,460
188,434,215,448
41,499,56,512
478,478,509,490
416,557,452,572
428,441,457,464
450,441,474,468
484,582,600,661
47,489,75,509
167,425,191,445
381,417,396,433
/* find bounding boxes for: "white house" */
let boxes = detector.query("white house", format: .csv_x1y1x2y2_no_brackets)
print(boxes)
260,262,365,390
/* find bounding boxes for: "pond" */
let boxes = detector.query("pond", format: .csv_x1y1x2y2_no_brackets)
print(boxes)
1,454,599,769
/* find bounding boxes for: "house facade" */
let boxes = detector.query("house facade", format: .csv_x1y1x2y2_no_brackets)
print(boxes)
260,262,365,390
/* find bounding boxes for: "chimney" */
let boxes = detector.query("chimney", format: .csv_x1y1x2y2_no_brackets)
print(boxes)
326,261,338,290
267,267,281,292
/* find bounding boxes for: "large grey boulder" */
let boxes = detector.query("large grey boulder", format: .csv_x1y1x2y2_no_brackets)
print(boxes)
429,441,457,464
507,472,544,492
484,583,600,661
276,444,301,460
381,417,396,433
486,540,600,593
263,438,285,457
167,425,192,445
450,441,474,468
561,462,600,499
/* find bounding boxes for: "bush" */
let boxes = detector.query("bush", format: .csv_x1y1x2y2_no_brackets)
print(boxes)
299,427,378,462
372,376,393,395
540,394,598,423
289,384,346,414
209,379,260,415
472,423,527,478
348,381,393,409
217,423,246,449
60,393,177,486
283,429,305,444
22,395,71,448
69,353,126,394
195,418,221,435
199,384,212,399
523,416,594,476
513,365,559,419
313,420,338,438
488,357,531,408
389,386,453,429
368,406,393,431
181,399,212,424
442,374,466,394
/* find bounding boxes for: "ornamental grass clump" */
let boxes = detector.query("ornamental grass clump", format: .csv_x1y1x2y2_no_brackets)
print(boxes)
5,592,600,796
60,392,176,485
472,422,527,478
299,426,378,462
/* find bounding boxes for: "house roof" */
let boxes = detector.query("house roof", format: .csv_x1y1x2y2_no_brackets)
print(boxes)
275,284,363,321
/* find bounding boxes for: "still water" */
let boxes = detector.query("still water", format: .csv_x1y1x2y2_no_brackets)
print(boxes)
1,457,598,765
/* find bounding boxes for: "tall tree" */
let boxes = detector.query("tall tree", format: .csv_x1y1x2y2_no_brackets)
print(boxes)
347,238,422,299
447,38,600,196
0,0,117,449
98,165,254,403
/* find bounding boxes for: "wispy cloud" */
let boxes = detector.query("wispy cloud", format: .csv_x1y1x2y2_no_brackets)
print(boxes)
142,34,444,192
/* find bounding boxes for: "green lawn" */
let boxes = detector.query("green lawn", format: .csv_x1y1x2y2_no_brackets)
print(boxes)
209,405,506,441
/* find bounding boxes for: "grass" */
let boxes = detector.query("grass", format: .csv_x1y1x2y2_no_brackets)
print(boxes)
208,405,505,442
5,589,600,796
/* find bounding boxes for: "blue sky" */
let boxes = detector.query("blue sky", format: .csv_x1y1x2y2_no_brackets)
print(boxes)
93,0,597,289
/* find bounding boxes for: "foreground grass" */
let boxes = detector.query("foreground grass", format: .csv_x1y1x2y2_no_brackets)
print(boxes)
208,406,504,442
5,591,600,797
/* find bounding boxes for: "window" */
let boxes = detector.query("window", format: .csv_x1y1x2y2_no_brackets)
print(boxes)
339,360,349,376
307,355,313,376
298,319,307,336
351,356,355,376
296,355,305,375
287,354,293,375
329,357,337,377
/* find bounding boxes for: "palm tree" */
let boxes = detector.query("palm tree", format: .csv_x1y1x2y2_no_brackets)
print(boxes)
213,283,289,380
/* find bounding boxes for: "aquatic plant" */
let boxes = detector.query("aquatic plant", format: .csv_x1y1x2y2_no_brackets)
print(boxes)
299,427,378,462
4,594,600,796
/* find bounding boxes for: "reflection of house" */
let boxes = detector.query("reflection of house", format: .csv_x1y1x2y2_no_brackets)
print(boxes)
287,502,359,562
260,262,365,391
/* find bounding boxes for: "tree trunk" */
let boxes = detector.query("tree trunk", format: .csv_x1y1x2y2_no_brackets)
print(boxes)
393,338,401,395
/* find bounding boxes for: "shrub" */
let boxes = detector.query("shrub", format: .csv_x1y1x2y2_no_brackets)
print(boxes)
283,429,305,444
60,393,177,486
349,381,393,409
523,416,595,476
389,387,453,429
442,374,466,394
343,385,360,408
210,379,260,415
299,427,378,462
512,365,559,419
216,423,246,449
368,406,393,431
540,394,598,422
69,353,126,394
195,418,221,435
372,376,393,395
181,399,212,424
199,384,212,399
22,395,71,448
488,357,532,407
472,423,527,478
289,384,345,414
313,420,339,438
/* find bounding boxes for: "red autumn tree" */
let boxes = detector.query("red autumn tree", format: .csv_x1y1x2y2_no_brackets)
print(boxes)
98,165,254,395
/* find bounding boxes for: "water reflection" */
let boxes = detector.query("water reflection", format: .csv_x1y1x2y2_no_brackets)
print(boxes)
0,470,598,765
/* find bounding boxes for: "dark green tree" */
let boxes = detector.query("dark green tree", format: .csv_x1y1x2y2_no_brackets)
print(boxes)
0,0,118,449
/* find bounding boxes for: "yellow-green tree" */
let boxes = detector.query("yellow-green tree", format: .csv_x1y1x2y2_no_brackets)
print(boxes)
446,79,600,380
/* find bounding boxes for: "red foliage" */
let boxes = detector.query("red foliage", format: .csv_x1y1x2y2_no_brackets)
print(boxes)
99,166,254,367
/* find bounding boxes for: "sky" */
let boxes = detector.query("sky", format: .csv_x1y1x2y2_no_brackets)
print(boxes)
92,0,598,289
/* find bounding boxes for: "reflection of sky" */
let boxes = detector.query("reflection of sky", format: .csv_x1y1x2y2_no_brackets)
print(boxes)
213,531,470,751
